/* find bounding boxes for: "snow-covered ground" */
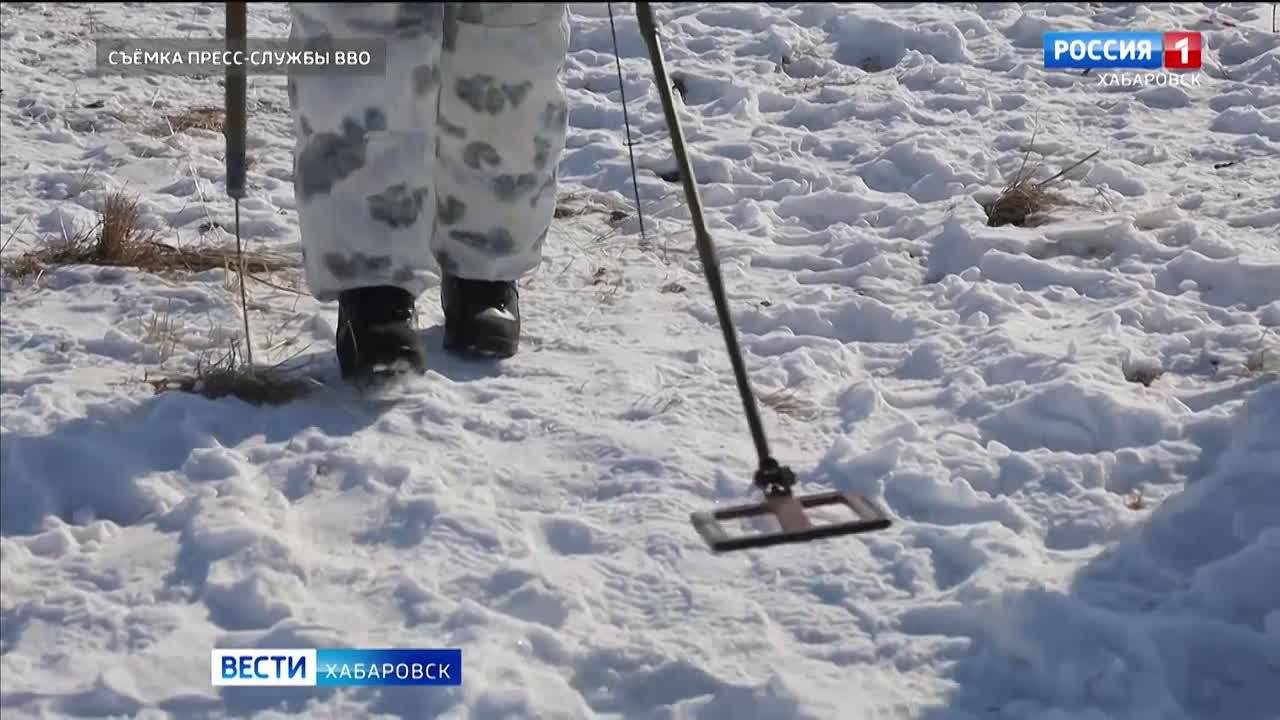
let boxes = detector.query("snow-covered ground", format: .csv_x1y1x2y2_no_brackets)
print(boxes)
2,2,1278,718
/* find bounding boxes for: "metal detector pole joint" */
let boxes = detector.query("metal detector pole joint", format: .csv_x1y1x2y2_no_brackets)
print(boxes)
754,460,796,498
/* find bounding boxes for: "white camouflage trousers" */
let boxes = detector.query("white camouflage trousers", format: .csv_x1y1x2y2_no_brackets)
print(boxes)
287,3,571,301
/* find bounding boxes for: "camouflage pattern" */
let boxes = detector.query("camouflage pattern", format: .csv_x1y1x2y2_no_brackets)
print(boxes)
287,3,570,301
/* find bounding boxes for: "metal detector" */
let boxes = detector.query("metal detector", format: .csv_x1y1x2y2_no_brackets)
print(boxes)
634,3,893,553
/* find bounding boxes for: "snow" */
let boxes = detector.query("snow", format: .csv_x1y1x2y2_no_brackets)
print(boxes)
1,2,1277,719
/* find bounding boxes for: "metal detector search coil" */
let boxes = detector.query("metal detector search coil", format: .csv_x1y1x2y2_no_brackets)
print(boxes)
692,491,892,553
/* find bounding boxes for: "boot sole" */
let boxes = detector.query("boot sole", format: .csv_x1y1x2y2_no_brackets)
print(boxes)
443,333,518,359
340,359,426,383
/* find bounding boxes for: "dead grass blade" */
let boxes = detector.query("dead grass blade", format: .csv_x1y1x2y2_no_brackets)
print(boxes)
0,216,27,256
151,106,225,137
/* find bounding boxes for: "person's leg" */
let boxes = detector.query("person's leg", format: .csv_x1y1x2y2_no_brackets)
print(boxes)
433,3,571,357
288,3,445,377
288,2,444,301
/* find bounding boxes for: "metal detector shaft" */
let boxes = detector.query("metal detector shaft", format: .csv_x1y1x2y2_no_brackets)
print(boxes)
225,2,247,200
224,1,253,368
634,2,782,484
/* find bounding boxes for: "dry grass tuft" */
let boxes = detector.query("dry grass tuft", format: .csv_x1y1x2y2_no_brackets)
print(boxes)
1124,365,1164,387
554,191,631,225
760,388,821,421
1123,350,1165,388
984,178,1069,228
152,106,225,136
97,190,159,258
3,252,44,280
148,341,314,406
4,190,296,280
143,304,183,364
984,129,1100,228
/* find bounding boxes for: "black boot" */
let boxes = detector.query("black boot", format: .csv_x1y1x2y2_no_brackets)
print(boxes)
336,285,426,380
441,274,521,359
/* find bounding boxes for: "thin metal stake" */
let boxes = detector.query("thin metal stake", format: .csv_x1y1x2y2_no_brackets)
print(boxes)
608,2,649,248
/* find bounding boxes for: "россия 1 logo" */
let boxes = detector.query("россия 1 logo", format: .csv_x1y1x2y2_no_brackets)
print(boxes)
1042,31,1203,87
